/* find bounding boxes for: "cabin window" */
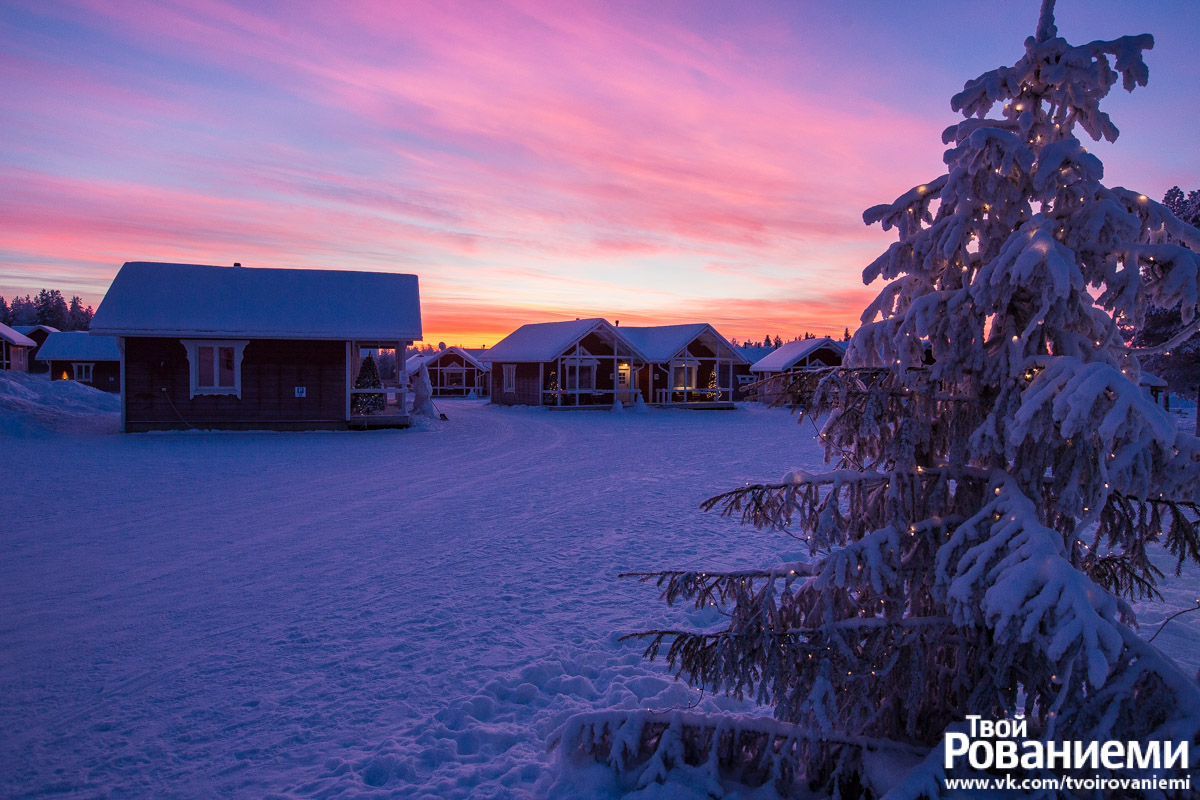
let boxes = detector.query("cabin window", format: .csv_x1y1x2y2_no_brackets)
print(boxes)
183,340,248,399
445,368,466,388
565,364,595,391
72,362,94,383
503,364,516,393
671,363,697,390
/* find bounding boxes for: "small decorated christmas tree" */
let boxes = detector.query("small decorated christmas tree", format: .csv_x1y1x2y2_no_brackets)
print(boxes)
559,1,1200,796
351,354,385,415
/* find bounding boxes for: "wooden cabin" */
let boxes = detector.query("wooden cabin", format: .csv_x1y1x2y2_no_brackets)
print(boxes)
620,324,749,408
483,318,645,408
748,337,846,402
0,322,35,372
13,325,59,372
406,346,490,397
38,331,122,392
90,262,422,431
1140,371,1168,409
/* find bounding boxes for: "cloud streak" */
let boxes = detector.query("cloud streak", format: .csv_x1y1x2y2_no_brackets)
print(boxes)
1,0,1195,344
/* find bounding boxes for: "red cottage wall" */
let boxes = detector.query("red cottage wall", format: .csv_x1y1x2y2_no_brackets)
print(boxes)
123,337,347,430
490,362,543,406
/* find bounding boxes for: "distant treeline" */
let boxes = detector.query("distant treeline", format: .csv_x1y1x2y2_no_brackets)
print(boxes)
731,328,852,349
1,290,94,331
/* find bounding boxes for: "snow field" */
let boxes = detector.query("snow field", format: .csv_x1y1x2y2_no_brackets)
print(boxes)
2,379,1196,798
0,392,821,798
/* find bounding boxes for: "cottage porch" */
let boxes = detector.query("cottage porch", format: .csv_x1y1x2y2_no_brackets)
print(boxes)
348,341,411,428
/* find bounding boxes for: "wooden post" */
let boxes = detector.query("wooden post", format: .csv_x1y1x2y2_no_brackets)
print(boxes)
398,342,407,413
117,337,126,432
612,338,619,407
345,341,353,420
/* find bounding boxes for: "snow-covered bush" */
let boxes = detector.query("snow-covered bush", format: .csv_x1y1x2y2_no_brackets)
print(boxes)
558,2,1200,796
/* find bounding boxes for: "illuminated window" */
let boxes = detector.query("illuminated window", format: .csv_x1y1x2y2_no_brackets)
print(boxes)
183,340,248,399
72,362,94,383
671,363,697,389
565,364,594,391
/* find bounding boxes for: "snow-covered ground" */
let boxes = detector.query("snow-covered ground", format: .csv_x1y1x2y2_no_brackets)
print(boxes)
1,374,1197,798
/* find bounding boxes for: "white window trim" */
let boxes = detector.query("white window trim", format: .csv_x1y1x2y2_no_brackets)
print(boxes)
502,364,516,394
72,362,94,382
182,339,249,399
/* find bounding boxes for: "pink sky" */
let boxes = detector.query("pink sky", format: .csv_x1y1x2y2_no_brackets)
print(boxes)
2,0,1197,345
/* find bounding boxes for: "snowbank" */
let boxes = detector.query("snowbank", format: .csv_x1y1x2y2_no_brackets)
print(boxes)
0,371,119,436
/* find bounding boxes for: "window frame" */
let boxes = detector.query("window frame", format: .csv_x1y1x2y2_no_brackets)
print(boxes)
72,362,94,383
565,363,596,392
670,361,697,390
502,364,516,394
182,339,249,399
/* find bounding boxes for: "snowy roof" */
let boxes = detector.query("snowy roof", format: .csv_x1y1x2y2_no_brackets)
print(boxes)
404,353,433,374
1139,371,1167,388
749,337,846,373
620,324,749,365
13,325,59,336
738,345,776,364
405,346,489,375
91,262,422,341
35,331,122,362
480,318,645,363
0,322,37,348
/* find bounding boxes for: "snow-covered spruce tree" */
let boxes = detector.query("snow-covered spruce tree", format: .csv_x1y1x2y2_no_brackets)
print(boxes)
1134,187,1200,434
558,3,1200,797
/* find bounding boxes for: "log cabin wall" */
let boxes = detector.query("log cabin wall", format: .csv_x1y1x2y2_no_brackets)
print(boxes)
124,337,347,430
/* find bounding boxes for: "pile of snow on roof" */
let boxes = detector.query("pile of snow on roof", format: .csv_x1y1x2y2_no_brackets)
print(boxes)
92,262,422,341
36,331,122,362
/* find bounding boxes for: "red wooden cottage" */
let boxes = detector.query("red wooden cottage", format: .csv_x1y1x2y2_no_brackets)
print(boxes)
90,262,422,431
38,331,123,392
748,336,846,401
483,318,645,407
0,322,35,372
406,346,490,397
620,324,749,408
13,325,59,372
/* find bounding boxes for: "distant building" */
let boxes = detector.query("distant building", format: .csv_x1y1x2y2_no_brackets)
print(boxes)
38,331,122,392
483,318,644,407
620,324,749,407
748,337,846,402
1140,371,1168,408
91,262,422,431
406,346,490,397
13,324,59,372
0,322,35,372
483,319,749,408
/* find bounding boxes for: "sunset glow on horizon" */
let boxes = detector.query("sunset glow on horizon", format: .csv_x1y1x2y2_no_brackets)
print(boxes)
2,0,1198,346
